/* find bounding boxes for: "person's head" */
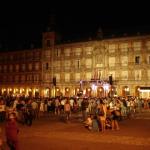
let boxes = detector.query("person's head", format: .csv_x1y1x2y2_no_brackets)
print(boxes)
99,99,104,104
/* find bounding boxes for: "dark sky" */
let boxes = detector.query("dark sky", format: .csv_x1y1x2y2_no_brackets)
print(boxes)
0,1,150,51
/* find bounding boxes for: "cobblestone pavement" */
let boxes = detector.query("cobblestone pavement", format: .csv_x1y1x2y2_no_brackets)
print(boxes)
1,111,150,150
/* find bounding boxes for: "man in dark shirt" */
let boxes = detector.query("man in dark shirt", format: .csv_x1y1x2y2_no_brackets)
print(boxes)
81,98,89,121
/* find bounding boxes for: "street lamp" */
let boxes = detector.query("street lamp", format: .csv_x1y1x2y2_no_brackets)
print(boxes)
92,84,97,97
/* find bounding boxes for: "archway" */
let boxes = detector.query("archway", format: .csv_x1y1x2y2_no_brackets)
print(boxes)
75,87,83,97
65,87,70,97
86,87,92,97
109,86,117,97
122,86,130,97
97,87,104,97
28,88,32,97
55,87,61,97
44,88,50,98
35,89,40,98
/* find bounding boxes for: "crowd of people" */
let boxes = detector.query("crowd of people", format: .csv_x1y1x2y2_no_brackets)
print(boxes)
0,95,150,149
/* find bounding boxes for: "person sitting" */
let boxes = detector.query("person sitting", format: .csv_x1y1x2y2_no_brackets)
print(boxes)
84,114,93,130
105,117,112,129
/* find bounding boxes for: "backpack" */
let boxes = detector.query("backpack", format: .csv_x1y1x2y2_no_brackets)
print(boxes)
97,106,104,116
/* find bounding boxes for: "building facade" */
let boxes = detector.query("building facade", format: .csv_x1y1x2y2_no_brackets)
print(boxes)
0,49,42,97
1,30,150,98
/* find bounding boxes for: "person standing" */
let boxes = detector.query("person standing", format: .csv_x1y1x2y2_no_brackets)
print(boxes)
64,99,71,122
81,98,89,121
111,110,120,131
97,99,107,132
5,113,19,150
24,100,33,126
31,100,38,120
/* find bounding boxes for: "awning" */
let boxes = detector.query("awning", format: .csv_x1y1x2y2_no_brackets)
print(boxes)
139,87,150,92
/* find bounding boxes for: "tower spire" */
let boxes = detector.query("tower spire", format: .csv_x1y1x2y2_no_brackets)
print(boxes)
47,13,56,32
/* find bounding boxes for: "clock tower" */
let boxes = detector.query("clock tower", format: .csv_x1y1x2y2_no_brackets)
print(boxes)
42,14,56,49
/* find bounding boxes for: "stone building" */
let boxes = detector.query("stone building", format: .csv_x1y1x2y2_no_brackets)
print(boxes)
0,49,42,97
1,30,150,98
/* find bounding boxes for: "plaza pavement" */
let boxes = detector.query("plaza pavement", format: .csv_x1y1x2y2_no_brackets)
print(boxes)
1,110,150,150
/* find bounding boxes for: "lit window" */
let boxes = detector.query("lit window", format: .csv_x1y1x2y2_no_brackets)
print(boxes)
75,73,80,81
65,60,70,69
22,64,26,71
85,47,92,55
64,48,70,56
121,71,128,80
16,64,19,72
86,59,92,68
65,73,70,82
35,63,39,70
28,63,32,71
109,57,115,67
75,48,82,56
120,43,128,52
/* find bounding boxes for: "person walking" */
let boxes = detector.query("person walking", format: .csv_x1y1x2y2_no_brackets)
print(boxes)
81,98,89,121
5,113,19,150
24,101,33,126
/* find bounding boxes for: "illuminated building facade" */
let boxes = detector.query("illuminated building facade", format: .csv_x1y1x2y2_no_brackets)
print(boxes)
1,30,150,98
0,49,42,97
42,31,150,98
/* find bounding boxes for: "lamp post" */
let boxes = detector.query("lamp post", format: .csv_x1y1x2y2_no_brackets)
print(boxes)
78,80,83,97
92,84,97,97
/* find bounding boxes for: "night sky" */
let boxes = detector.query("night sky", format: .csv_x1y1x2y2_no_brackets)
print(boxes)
0,1,150,51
